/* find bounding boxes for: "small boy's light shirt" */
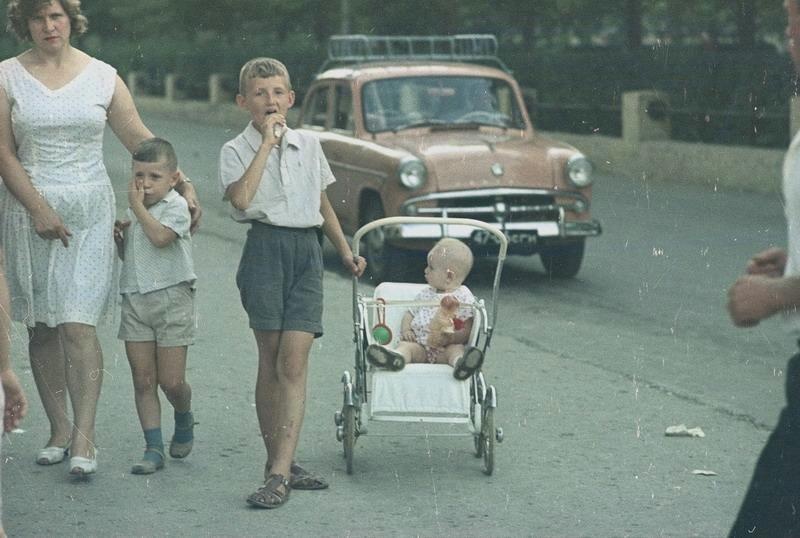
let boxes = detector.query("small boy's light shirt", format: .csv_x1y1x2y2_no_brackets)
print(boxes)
119,189,196,295
218,123,335,228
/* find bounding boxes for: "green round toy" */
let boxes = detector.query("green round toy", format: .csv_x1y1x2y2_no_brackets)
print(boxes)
372,324,392,345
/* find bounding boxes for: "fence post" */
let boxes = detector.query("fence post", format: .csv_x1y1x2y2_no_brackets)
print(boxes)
791,96,800,139
622,90,670,144
165,74,178,101
209,73,225,104
127,71,139,97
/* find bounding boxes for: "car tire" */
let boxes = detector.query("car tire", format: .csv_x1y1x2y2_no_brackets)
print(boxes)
540,239,585,279
361,203,407,283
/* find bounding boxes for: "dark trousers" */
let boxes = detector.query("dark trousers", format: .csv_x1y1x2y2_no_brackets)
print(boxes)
729,347,800,537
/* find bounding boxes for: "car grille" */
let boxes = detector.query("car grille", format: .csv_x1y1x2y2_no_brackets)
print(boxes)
406,191,566,224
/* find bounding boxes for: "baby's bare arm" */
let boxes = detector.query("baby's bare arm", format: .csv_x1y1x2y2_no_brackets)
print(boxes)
400,311,415,341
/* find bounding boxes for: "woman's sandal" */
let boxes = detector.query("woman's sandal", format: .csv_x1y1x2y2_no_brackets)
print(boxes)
131,447,165,475
36,445,69,465
247,474,291,509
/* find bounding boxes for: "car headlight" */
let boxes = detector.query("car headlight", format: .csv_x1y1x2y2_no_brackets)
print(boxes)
398,157,427,190
566,154,593,188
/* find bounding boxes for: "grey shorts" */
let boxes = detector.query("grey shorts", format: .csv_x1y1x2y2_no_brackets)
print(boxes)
236,222,323,337
118,283,196,346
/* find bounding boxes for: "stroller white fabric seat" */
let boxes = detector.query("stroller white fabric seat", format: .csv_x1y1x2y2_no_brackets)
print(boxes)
370,365,470,421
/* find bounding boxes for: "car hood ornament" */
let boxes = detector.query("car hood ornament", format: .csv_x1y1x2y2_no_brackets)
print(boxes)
491,163,504,177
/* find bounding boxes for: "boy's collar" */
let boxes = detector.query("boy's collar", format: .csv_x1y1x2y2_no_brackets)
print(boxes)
244,122,302,153
150,189,179,206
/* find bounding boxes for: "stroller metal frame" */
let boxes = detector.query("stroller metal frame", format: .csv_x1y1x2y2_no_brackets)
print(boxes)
334,217,507,475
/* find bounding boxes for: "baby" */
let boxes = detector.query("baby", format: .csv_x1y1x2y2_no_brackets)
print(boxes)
366,238,484,380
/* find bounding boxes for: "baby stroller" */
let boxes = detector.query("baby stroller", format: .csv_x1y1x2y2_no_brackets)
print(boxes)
334,216,506,475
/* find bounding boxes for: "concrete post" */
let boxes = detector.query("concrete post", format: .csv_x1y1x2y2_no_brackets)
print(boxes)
791,95,800,139
127,71,139,97
622,90,670,144
209,73,224,104
165,74,178,101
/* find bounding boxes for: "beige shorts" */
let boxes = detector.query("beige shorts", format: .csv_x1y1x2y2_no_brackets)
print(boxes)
118,283,196,347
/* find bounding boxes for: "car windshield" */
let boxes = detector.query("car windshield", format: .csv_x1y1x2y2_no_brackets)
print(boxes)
362,76,527,133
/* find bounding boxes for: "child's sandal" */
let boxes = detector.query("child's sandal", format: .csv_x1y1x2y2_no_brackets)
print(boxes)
131,447,165,475
247,474,291,509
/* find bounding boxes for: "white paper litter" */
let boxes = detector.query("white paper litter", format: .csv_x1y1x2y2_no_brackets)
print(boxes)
665,424,706,438
692,469,717,476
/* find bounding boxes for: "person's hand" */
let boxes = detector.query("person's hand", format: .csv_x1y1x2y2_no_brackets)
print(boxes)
259,113,286,148
31,205,71,247
746,247,787,277
1,369,27,433
113,219,130,249
128,177,145,209
177,179,202,234
727,274,781,327
343,255,366,277
401,329,415,342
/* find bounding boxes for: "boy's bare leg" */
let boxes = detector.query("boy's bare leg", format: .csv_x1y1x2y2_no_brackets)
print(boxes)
126,341,161,430
28,324,71,448
253,329,313,482
60,323,103,459
155,346,191,413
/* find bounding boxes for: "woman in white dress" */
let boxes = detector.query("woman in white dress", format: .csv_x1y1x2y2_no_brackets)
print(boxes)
0,0,200,477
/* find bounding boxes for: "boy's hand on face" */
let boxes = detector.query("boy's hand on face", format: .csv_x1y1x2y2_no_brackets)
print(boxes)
128,177,145,208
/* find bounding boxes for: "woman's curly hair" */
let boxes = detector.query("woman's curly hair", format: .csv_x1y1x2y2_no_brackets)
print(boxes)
6,0,88,42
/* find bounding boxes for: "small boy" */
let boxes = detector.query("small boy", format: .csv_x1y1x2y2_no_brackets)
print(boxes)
366,238,484,380
115,138,197,475
219,58,365,508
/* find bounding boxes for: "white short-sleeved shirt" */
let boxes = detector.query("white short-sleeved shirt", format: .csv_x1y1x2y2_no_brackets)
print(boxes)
409,285,476,346
119,189,196,295
218,123,335,228
783,131,800,332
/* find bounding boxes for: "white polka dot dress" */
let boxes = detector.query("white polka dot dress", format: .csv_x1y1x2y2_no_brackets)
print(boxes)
0,57,117,327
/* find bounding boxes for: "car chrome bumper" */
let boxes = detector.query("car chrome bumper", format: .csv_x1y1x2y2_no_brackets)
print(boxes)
384,218,602,241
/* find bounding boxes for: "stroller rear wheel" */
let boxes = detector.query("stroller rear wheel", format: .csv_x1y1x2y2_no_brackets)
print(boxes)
343,405,357,474
482,407,494,476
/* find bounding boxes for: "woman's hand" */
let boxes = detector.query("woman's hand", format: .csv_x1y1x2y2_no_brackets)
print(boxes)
1,369,27,433
174,177,201,233
31,205,71,247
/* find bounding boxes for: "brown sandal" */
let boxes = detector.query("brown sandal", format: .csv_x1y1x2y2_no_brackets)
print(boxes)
247,474,291,509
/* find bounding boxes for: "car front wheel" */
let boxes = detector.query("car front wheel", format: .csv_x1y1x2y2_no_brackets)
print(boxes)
361,203,405,283
540,239,585,279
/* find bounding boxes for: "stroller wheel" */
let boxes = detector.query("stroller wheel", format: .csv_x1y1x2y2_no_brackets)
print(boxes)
343,406,357,474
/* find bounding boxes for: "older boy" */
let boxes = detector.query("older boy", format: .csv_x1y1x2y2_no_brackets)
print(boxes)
219,58,365,508
115,138,196,475
726,1,800,534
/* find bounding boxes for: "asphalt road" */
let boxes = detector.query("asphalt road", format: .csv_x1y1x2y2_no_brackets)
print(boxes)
3,111,791,537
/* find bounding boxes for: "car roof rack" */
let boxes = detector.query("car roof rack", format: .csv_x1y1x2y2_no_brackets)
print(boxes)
319,34,510,73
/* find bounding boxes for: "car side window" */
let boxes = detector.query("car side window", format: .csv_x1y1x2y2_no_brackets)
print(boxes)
303,86,330,129
334,84,354,133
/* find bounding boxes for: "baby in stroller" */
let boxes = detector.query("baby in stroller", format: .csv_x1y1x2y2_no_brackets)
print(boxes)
366,238,484,380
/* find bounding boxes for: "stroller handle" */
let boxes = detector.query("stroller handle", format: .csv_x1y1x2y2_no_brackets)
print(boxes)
351,216,507,342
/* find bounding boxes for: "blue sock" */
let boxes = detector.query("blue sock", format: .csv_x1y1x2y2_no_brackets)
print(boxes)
142,428,164,463
173,411,194,443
